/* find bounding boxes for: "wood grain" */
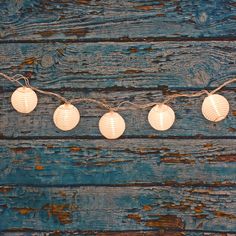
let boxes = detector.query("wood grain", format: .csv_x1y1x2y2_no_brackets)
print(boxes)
0,0,235,41
1,90,236,138
0,41,236,90
2,232,236,236
0,139,235,186
0,185,236,232
0,0,236,233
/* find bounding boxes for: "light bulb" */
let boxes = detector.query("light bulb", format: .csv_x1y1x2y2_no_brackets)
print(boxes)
11,86,38,113
202,94,229,122
53,103,80,131
99,111,126,139
148,104,175,131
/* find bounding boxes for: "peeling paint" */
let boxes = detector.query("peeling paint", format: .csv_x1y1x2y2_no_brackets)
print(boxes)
145,215,185,229
143,205,152,211
13,207,35,215
35,165,44,170
127,214,142,223
44,204,73,225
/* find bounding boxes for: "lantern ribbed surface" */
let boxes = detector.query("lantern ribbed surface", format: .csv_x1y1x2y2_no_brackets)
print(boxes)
201,94,229,122
53,103,80,131
11,86,38,113
99,111,126,139
148,104,175,131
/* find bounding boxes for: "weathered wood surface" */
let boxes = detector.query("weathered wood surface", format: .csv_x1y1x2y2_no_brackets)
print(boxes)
0,0,235,41
1,90,236,138
0,186,236,232
0,0,236,234
0,139,235,186
2,232,236,236
0,41,236,90
0,233,232,236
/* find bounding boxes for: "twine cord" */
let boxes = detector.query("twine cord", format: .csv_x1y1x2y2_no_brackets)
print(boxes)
163,90,210,104
69,98,111,110
210,78,236,95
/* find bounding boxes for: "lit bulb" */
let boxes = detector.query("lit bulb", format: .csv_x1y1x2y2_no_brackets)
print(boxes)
53,103,80,131
148,104,175,131
202,94,229,122
11,86,38,113
99,111,126,139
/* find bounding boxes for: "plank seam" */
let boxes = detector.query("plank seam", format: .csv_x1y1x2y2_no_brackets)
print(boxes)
0,37,236,44
1,136,236,140
1,183,236,188
1,87,236,93
2,229,236,234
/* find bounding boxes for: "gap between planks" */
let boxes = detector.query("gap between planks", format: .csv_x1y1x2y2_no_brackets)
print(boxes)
0,37,236,44
1,182,236,188
1,136,236,140
2,229,236,234
1,87,236,93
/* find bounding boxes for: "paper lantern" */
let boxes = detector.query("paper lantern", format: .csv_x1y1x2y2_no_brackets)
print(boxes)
53,103,80,131
11,86,38,113
99,111,126,139
148,104,175,131
202,94,229,122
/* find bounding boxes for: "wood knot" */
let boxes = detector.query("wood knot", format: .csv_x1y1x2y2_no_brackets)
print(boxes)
41,54,54,68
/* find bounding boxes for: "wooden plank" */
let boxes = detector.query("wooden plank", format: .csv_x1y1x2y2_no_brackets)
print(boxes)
0,41,236,90
0,0,235,41
0,185,235,231
0,139,235,186
1,90,236,138
2,231,236,236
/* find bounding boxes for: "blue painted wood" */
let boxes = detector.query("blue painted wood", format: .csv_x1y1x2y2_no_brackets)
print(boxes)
0,0,236,234
2,232,236,236
0,139,235,186
0,186,236,231
0,42,235,90
2,230,224,236
0,0,235,41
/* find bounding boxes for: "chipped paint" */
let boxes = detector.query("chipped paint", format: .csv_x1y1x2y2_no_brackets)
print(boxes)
163,202,191,212
127,214,142,223
35,165,44,170
0,187,12,193
13,207,35,215
44,204,73,225
134,3,164,11
11,147,31,153
70,147,81,152
161,157,195,164
18,57,37,69
213,211,236,219
145,215,185,229
143,205,152,211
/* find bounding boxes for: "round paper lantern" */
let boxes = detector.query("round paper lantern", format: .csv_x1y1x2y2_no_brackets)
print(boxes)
201,94,229,122
11,86,38,113
99,111,126,139
148,104,175,131
53,103,80,131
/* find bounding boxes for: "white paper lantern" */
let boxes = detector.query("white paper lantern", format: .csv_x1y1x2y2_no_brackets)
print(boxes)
99,111,126,139
53,103,80,131
202,94,229,122
148,104,175,131
11,86,38,113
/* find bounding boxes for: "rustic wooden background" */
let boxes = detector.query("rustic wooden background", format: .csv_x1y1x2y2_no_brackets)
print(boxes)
0,0,236,235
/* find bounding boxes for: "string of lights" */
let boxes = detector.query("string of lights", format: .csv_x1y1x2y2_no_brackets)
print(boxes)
1,72,235,139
